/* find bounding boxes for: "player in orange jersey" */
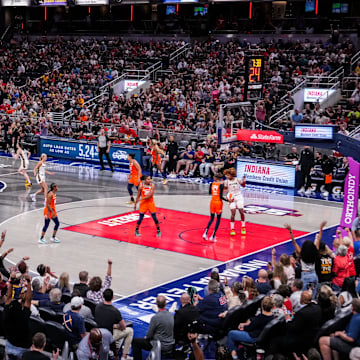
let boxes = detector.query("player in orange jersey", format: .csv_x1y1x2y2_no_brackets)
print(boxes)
134,175,161,237
127,153,142,204
150,139,167,184
39,183,60,244
203,173,225,242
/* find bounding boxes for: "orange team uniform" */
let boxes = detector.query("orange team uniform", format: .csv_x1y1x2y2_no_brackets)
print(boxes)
44,193,57,219
129,161,141,186
210,181,223,215
139,185,156,213
151,149,161,166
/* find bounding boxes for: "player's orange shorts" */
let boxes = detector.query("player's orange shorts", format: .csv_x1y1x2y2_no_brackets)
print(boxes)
139,200,156,214
210,200,223,215
129,176,141,186
152,155,161,166
44,208,57,219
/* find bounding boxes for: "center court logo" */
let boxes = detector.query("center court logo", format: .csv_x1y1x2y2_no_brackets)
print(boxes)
0,181,6,192
98,213,150,227
244,204,302,217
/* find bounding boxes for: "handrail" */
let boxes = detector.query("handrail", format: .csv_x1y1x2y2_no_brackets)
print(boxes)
268,103,293,127
99,73,128,93
169,43,190,63
1,24,11,41
351,50,360,71
280,77,306,101
18,65,62,90
349,125,360,137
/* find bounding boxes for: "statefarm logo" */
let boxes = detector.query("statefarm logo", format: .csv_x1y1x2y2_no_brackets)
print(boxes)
98,213,150,227
249,133,282,141
244,164,270,175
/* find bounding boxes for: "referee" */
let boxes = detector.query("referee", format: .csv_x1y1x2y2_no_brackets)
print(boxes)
97,128,114,172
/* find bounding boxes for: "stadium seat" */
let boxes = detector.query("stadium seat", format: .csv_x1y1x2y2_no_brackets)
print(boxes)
83,298,97,316
84,318,98,332
39,307,57,322
0,307,4,337
29,316,47,337
45,321,67,350
61,293,72,304
223,295,265,331
314,310,353,344
236,316,287,358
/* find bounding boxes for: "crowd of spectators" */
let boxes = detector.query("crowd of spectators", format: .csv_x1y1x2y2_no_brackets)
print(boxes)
1,217,360,360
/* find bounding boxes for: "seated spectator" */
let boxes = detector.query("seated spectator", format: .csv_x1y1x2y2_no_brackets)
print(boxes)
227,296,274,358
317,285,339,323
63,296,87,346
224,280,246,310
86,259,112,304
56,272,71,294
332,245,350,291
63,289,93,319
4,273,32,358
242,276,259,300
174,293,200,344
77,328,114,360
22,332,59,360
176,145,194,176
199,149,215,178
339,277,359,311
255,269,272,295
277,284,293,313
204,268,225,296
284,147,299,162
95,289,133,360
33,288,64,312
290,279,304,313
291,109,303,127
272,294,289,319
33,264,58,288
132,295,174,360
31,278,49,302
73,271,89,297
196,279,227,334
270,291,322,355
319,299,360,360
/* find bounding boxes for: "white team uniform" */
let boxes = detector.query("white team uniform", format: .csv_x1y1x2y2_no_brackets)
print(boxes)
36,162,46,184
226,178,245,210
19,149,29,170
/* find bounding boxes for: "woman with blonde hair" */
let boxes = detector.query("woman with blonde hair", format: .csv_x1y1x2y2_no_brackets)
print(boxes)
150,139,167,184
57,272,71,294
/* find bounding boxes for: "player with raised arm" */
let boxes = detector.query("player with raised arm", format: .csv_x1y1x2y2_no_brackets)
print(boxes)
203,173,225,242
224,167,246,236
126,153,142,204
134,175,161,237
30,154,55,202
11,143,32,188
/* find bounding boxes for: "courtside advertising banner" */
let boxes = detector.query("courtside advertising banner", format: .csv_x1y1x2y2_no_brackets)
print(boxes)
340,157,360,227
236,130,284,144
237,160,296,188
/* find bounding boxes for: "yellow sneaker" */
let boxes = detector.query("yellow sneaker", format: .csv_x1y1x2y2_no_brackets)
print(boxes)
241,227,246,235
230,230,236,236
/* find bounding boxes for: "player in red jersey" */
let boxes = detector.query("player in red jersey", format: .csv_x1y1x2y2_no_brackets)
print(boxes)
203,173,225,242
134,175,161,237
39,183,60,244
127,153,142,204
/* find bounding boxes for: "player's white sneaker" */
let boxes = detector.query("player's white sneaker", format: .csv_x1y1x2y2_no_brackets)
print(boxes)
51,236,61,243
202,232,208,241
38,238,48,244
210,234,216,243
305,188,312,196
322,191,329,197
30,193,36,202
297,188,305,195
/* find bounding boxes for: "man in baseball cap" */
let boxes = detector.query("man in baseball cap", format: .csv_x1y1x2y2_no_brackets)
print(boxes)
62,297,86,346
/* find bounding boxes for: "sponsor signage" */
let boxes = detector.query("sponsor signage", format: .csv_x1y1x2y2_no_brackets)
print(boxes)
124,80,146,92
40,137,143,166
304,88,336,103
75,0,108,4
39,0,67,5
294,125,334,140
340,157,360,227
236,130,284,144
237,160,296,188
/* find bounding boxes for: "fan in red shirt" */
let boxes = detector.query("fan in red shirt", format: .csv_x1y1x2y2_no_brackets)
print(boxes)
190,145,205,177
119,125,137,138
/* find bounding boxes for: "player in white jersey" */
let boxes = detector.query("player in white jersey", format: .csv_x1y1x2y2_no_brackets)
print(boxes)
11,143,32,187
224,167,246,235
30,154,55,202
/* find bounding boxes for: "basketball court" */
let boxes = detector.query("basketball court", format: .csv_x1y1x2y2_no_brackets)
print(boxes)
0,155,343,298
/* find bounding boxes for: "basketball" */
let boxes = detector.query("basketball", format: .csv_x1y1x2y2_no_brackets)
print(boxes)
226,193,234,202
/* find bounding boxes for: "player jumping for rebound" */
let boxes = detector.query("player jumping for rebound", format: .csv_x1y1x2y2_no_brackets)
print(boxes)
203,173,225,242
224,167,246,235
126,153,142,204
11,143,32,188
134,175,161,237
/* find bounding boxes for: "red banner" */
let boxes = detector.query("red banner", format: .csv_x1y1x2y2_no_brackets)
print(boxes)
236,130,284,143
